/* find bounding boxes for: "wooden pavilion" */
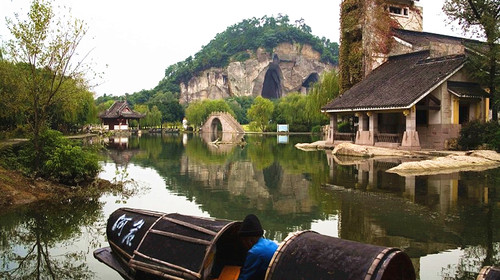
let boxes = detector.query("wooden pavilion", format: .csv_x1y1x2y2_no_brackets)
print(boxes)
99,101,145,131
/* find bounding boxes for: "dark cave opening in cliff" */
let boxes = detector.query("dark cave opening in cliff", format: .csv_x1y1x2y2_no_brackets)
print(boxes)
262,67,282,99
302,73,320,93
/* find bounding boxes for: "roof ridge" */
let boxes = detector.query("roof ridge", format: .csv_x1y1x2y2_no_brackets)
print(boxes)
416,54,466,65
388,50,430,60
393,28,485,44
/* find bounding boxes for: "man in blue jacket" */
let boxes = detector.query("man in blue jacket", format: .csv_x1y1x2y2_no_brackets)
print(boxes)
238,214,278,280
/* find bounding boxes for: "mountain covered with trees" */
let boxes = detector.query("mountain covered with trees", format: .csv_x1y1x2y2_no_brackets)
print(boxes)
121,15,339,103
93,15,340,129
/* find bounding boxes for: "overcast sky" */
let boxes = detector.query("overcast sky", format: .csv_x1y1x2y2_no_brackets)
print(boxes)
1,0,467,97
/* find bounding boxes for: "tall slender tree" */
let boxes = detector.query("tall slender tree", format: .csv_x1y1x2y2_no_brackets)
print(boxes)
5,0,90,169
443,0,500,120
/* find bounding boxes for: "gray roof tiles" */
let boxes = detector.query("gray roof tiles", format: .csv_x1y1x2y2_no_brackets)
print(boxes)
322,50,466,112
99,101,145,119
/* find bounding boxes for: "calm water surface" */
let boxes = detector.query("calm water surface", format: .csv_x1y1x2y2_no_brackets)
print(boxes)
1,133,499,279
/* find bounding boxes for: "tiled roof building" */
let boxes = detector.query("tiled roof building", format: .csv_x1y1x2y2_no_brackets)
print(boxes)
99,101,145,130
323,1,490,149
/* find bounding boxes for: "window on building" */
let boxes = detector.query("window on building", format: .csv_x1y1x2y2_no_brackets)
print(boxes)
389,6,409,17
389,6,402,15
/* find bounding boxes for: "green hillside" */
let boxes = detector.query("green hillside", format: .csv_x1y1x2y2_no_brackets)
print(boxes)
155,14,339,94
94,15,339,128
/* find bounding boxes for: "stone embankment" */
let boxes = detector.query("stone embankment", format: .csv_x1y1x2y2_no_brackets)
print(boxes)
295,142,500,175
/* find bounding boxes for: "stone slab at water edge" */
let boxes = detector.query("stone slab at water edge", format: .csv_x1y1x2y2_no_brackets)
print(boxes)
295,142,500,176
387,150,500,176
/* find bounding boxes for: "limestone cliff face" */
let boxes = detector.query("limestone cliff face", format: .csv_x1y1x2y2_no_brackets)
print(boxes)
179,43,334,104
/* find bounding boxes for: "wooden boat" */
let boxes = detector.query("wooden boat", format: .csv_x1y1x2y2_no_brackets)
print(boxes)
94,207,416,280
477,266,500,280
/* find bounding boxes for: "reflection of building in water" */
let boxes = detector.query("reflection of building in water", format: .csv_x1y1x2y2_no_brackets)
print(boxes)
179,155,314,214
105,137,140,166
106,137,129,149
325,153,497,276
326,153,491,212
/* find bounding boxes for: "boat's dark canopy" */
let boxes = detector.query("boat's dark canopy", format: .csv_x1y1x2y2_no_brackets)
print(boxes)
105,208,242,280
97,209,417,280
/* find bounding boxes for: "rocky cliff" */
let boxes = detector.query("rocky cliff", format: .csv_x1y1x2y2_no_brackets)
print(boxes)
179,43,335,104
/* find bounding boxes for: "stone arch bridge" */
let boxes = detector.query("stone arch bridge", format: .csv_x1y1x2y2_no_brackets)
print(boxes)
200,112,245,142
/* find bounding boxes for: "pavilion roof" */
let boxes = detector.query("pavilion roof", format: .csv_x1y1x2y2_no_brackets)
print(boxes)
99,101,145,119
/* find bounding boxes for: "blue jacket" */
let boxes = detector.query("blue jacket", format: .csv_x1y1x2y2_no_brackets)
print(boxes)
238,238,278,280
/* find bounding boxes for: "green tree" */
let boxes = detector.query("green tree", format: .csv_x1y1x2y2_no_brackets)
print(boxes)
271,70,340,132
443,0,500,120
307,69,340,125
133,104,149,128
149,105,162,128
185,99,234,129
49,79,97,132
4,0,90,170
127,89,154,106
148,92,184,123
0,60,26,133
247,96,274,132
275,93,309,131
205,99,234,116
185,101,205,129
226,96,255,124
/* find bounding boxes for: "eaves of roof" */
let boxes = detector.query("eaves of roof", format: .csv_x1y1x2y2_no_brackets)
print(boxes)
321,51,466,113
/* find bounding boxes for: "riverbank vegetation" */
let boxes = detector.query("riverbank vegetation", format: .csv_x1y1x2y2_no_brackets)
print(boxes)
0,130,100,184
1,0,100,187
457,121,500,151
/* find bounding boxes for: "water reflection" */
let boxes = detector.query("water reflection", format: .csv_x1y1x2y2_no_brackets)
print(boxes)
326,153,500,278
172,134,331,237
1,133,499,279
0,198,104,279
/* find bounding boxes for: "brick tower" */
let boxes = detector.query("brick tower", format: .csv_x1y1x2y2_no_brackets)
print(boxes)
339,0,423,92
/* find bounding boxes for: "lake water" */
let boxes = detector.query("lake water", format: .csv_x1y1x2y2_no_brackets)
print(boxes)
0,133,499,279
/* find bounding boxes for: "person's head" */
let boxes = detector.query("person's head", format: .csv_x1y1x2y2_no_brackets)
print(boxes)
238,214,263,250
